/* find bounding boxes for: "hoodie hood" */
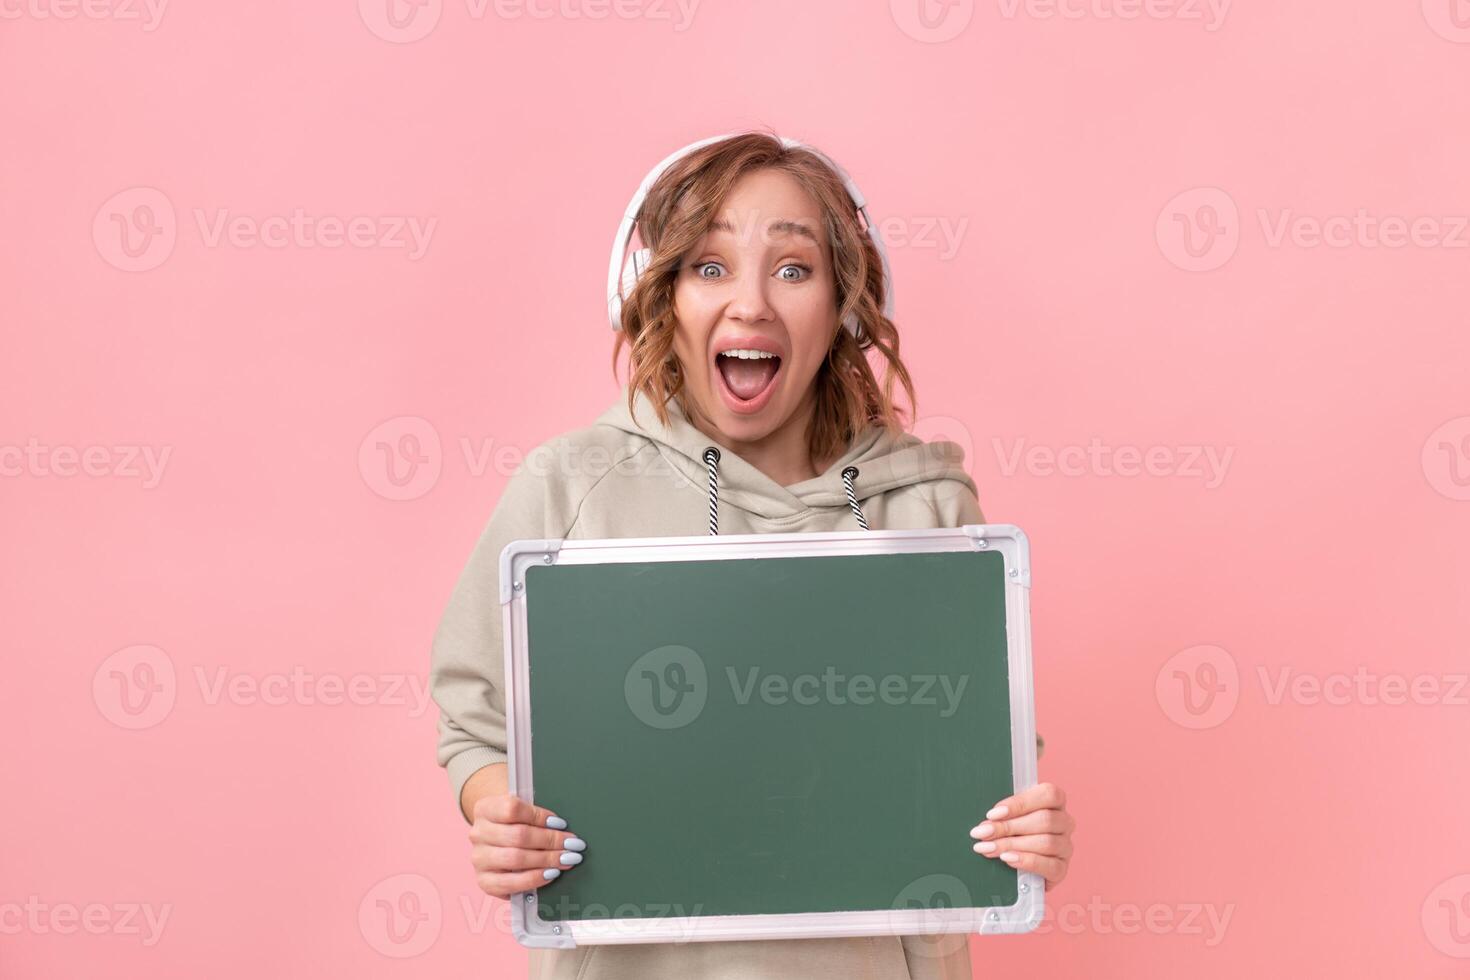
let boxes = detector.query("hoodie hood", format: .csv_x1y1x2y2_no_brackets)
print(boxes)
592,383,977,528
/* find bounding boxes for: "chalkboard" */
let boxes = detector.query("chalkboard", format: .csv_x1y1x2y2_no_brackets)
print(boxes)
500,525,1040,947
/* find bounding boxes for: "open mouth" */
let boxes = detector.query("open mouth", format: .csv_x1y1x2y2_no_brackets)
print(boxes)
714,348,782,412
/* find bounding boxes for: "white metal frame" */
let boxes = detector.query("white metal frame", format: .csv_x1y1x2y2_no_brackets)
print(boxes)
500,524,1042,948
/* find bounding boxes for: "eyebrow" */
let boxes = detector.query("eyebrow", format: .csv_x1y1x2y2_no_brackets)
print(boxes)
708,217,820,245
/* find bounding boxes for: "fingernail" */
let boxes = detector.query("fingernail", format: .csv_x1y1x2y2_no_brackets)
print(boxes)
559,851,583,866
1000,851,1019,863
564,837,586,852
986,805,1009,820
546,816,568,830
543,868,561,881
970,822,994,839
974,841,997,854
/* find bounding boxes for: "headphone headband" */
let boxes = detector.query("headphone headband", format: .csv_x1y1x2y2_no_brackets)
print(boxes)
606,133,894,338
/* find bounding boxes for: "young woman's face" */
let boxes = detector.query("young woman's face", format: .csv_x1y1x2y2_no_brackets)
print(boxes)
671,167,838,444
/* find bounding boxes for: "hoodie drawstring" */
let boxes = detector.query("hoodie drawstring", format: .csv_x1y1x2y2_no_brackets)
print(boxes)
702,446,870,535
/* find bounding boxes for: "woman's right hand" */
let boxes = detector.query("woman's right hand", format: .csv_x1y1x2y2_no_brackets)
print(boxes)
468,794,587,899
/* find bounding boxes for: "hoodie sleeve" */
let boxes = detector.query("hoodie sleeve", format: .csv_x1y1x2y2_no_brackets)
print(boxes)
429,451,573,821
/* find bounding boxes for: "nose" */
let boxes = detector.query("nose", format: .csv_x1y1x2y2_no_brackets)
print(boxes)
725,266,776,324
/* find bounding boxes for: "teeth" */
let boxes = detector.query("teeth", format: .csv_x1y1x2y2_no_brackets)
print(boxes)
719,349,777,359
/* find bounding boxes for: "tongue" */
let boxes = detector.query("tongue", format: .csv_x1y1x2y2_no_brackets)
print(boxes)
719,357,779,401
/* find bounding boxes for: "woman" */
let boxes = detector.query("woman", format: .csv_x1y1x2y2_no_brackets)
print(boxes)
430,131,1075,979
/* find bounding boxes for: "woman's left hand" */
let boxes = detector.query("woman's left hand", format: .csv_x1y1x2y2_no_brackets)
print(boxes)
970,782,1074,888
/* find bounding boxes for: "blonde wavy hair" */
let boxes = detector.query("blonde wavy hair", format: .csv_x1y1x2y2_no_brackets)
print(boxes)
610,130,919,469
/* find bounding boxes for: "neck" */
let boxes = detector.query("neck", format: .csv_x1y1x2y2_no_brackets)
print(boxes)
684,385,823,488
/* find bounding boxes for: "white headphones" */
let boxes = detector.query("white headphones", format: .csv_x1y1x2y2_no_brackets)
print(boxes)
605,133,895,339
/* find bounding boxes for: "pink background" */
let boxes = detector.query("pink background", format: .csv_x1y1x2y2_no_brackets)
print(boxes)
3,0,1468,976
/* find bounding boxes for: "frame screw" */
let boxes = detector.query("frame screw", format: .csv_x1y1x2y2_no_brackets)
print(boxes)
542,554,554,564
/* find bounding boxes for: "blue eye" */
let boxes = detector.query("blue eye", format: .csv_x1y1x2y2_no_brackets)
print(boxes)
693,261,724,279
777,264,810,282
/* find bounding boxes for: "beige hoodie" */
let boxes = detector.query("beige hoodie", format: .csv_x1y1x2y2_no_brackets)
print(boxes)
430,383,988,980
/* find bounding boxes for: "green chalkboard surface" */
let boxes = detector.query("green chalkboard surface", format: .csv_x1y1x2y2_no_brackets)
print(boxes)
508,534,1030,942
